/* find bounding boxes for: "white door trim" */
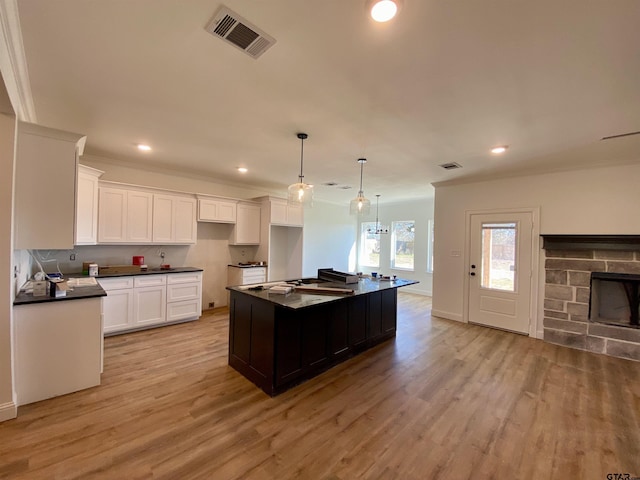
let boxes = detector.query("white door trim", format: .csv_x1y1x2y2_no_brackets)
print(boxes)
463,207,541,337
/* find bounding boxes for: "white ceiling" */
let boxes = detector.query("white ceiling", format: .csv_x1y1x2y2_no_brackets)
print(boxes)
13,0,640,204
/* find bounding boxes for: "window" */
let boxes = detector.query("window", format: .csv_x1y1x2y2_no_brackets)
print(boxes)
480,222,516,291
360,222,380,267
427,219,434,273
391,221,414,270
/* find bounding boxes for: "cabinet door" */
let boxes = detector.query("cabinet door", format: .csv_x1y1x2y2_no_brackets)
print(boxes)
75,165,102,245
270,200,288,225
198,199,237,223
152,194,174,243
348,296,367,348
127,190,153,243
173,196,197,244
133,285,167,327
102,288,134,333
329,301,349,358
153,194,197,244
231,204,260,244
381,289,397,334
275,308,303,386
368,291,383,340
98,187,128,243
14,122,83,250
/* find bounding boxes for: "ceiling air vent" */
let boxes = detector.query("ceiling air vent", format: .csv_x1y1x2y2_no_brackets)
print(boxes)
439,162,462,170
205,6,276,59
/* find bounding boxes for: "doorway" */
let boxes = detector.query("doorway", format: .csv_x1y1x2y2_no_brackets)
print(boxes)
467,211,536,335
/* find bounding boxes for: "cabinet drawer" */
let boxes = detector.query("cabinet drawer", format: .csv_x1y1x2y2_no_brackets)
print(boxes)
242,267,266,279
134,275,167,287
167,282,201,302
167,272,203,285
98,276,134,291
167,299,201,322
242,275,266,285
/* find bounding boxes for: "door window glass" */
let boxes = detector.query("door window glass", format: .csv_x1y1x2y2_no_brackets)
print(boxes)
481,222,516,291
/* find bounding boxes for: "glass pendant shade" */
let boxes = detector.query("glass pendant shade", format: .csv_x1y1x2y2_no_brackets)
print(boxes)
288,181,313,205
350,158,370,215
288,133,313,206
350,192,371,215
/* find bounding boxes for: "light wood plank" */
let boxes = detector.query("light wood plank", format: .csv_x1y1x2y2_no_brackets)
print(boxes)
0,294,638,479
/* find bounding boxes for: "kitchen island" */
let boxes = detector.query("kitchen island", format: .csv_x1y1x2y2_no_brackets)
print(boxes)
227,276,418,395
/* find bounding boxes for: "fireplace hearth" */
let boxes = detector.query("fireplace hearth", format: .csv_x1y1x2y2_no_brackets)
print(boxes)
541,234,640,362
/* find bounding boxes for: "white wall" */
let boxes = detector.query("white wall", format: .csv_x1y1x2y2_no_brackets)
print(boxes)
432,162,640,334
0,112,16,420
302,200,357,278
356,197,434,296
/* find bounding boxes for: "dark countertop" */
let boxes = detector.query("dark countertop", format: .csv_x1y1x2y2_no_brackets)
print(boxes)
14,284,106,306
228,264,267,269
227,277,418,310
96,266,203,278
14,267,203,306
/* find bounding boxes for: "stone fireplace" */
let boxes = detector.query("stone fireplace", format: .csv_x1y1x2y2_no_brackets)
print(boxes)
542,235,640,362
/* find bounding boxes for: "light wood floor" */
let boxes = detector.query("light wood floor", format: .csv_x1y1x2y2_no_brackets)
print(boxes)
1,293,639,480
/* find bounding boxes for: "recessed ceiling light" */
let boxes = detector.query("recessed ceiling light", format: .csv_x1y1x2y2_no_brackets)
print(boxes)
237,167,248,173
367,0,402,22
137,144,152,152
491,145,508,154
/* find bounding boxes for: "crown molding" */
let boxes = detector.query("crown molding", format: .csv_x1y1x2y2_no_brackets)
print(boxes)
0,0,36,122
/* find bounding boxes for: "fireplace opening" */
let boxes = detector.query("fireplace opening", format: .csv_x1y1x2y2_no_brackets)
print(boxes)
589,272,640,329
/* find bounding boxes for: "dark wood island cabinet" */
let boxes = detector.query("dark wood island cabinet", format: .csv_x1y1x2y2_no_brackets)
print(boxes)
227,277,417,395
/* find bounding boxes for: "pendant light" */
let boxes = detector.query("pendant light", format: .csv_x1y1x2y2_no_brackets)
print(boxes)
350,158,371,215
287,133,313,206
367,194,389,234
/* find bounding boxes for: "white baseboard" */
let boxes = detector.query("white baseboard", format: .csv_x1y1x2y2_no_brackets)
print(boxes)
0,401,17,422
399,286,432,296
431,309,464,323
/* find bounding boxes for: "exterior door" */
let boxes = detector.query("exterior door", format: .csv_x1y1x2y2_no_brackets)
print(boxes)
468,212,533,334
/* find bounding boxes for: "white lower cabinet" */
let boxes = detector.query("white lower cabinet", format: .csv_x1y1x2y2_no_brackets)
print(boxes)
133,275,167,327
99,271,201,335
13,298,103,406
227,266,267,286
99,277,135,333
167,272,202,322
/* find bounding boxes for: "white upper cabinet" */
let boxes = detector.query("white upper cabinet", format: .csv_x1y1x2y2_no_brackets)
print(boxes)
197,196,237,223
153,193,197,244
14,122,86,250
98,184,196,245
257,196,303,227
75,165,104,245
230,202,261,245
98,186,153,244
